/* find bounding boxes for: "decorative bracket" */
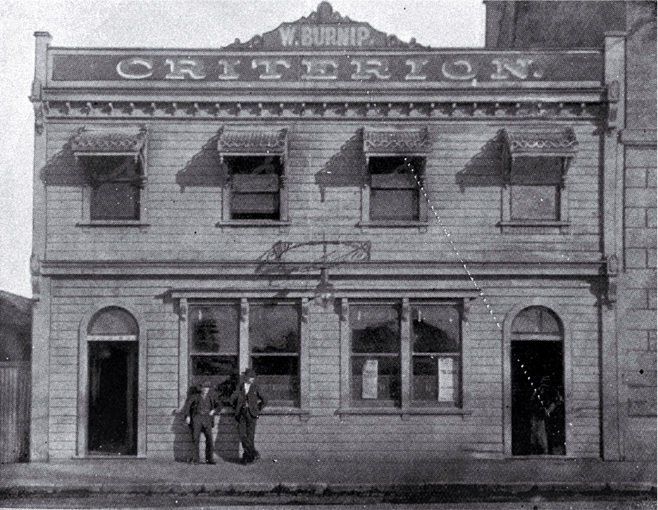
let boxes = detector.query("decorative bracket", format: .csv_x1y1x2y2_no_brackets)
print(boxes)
606,254,619,304
606,80,620,132
32,102,45,135
30,253,41,300
341,299,349,322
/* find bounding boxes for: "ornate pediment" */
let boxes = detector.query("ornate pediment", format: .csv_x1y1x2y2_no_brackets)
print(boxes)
224,1,428,50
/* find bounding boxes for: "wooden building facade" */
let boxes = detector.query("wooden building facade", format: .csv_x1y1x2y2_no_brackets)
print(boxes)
28,2,653,462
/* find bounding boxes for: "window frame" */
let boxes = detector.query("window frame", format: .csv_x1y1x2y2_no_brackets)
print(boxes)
187,302,240,391
499,127,577,233
80,156,147,225
74,127,149,228
217,128,290,227
180,297,309,417
410,302,463,407
360,155,428,228
222,155,287,223
349,301,402,408
501,155,570,230
338,298,469,417
248,300,302,408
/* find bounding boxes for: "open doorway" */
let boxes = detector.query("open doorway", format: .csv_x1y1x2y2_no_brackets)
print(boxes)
511,340,565,455
88,341,138,455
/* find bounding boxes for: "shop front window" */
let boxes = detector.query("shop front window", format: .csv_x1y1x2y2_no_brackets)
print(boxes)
188,304,239,394
187,300,301,408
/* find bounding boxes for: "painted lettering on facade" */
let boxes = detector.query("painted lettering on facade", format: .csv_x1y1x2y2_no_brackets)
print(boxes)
112,56,545,82
51,52,602,84
278,24,371,48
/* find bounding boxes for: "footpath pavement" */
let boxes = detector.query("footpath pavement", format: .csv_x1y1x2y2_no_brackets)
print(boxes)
0,456,655,504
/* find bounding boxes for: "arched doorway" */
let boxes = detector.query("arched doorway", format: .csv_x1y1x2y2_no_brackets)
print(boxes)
510,306,566,456
86,307,138,455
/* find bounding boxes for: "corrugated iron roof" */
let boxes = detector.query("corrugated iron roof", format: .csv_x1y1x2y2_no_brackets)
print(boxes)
71,127,147,154
219,128,287,153
503,127,578,156
363,127,431,153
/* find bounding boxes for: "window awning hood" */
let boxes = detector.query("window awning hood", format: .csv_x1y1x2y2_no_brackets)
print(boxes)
71,126,148,160
363,127,431,155
218,128,288,155
502,127,578,158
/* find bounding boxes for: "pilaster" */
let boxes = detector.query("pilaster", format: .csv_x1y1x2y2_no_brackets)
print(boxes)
29,31,52,462
601,30,626,461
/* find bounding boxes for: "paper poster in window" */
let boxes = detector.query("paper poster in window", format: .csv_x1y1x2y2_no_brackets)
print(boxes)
438,357,457,402
362,359,378,399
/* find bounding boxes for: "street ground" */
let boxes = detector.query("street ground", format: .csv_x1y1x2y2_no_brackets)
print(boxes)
0,492,655,509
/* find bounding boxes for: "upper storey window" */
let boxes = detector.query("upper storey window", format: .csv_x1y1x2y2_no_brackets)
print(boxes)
72,127,148,225
500,127,578,231
361,127,431,227
218,128,288,225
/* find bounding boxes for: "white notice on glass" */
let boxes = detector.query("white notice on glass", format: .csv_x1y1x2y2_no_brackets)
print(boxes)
362,359,378,399
438,357,456,402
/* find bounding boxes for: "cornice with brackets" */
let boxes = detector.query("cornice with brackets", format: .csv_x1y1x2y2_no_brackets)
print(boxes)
37,99,605,121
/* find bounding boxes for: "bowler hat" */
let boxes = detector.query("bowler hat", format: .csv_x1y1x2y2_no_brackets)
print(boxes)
243,368,256,378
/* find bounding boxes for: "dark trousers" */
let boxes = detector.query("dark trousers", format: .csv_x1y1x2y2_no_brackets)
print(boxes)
237,408,258,462
191,417,214,463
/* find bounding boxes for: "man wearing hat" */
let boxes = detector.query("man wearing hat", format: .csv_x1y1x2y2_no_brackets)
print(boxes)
229,368,267,464
182,379,220,464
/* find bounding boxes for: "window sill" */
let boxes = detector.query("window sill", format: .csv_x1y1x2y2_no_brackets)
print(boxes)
77,221,150,228
219,407,310,422
498,220,570,233
72,454,147,460
358,221,428,231
335,407,471,419
216,220,291,229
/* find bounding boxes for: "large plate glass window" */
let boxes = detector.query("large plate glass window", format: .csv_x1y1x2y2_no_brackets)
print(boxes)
350,303,401,406
249,302,300,407
411,303,461,406
188,303,239,393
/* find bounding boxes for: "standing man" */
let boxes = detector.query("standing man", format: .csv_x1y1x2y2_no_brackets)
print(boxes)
182,379,220,464
529,375,564,455
230,368,267,464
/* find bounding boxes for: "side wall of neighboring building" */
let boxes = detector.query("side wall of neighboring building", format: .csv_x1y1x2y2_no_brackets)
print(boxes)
619,0,657,461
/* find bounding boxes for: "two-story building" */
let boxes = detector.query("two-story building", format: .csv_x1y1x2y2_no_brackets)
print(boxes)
28,2,653,463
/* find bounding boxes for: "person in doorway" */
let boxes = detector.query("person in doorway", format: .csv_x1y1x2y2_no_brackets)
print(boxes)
229,368,267,464
529,375,564,455
182,379,220,464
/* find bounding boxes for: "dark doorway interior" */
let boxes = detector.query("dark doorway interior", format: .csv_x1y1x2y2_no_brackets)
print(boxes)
511,341,565,456
88,341,138,455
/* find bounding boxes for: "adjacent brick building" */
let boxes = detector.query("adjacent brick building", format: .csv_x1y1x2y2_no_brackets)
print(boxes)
28,2,655,463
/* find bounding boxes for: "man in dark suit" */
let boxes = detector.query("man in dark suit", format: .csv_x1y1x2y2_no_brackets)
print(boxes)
182,379,220,464
229,368,267,464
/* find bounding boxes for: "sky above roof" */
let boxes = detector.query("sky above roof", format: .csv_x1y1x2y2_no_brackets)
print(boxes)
0,0,486,297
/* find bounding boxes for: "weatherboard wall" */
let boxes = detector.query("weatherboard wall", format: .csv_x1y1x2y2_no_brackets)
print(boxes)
43,119,602,264
44,276,600,460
